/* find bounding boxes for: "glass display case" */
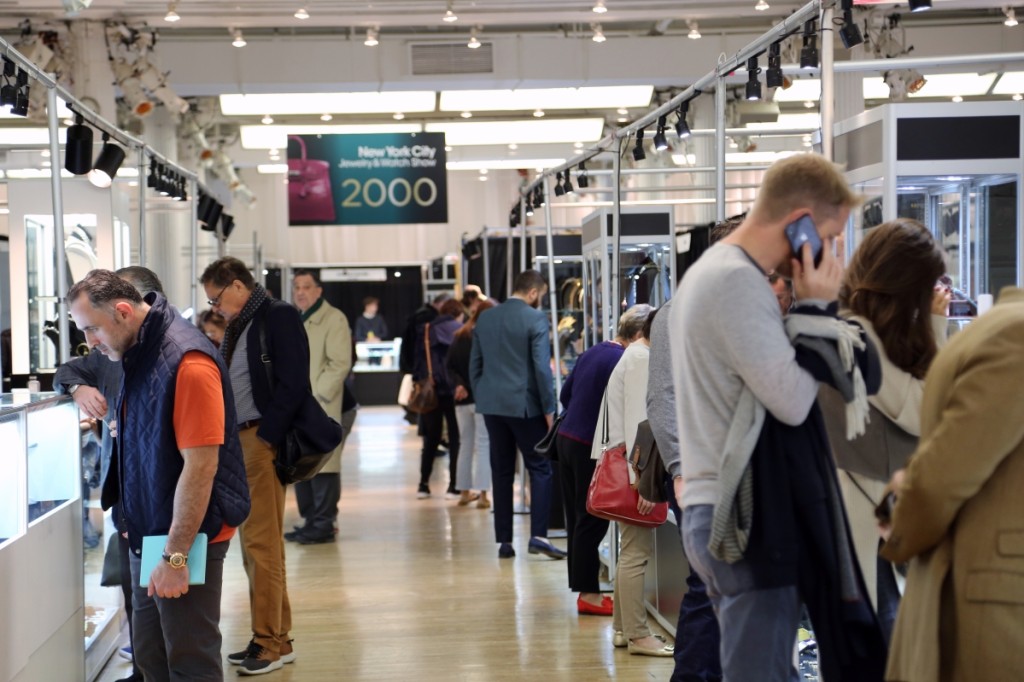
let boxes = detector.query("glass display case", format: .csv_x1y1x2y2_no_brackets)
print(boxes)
534,234,586,376
0,405,27,550
580,208,674,349
353,339,404,406
354,339,402,371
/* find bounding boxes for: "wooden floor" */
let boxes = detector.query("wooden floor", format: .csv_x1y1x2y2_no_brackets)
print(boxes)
97,407,675,681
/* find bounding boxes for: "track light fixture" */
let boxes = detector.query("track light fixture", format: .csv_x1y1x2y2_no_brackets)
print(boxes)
65,113,94,175
766,41,784,89
755,0,770,9
577,161,589,189
365,27,379,46
675,101,691,139
1006,8,1019,27
294,7,309,20
164,2,180,22
745,57,762,101
562,170,574,195
839,0,863,48
687,21,701,40
592,1,607,13
592,23,606,43
219,213,236,240
443,0,458,23
800,19,819,69
525,199,535,217
467,27,481,49
533,185,545,207
653,115,669,151
89,134,126,189
12,68,28,117
1,57,17,109
632,129,646,162
198,193,224,228
908,0,931,11
554,171,566,196
231,28,246,48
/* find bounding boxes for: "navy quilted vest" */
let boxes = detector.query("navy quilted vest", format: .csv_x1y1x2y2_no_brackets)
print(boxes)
117,293,250,553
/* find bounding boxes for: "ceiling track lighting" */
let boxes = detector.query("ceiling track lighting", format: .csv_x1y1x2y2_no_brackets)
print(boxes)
231,28,246,48
755,0,770,10
65,112,94,175
554,171,566,196
1,57,17,110
577,161,589,189
533,108,545,118
653,115,669,152
294,7,309,20
839,0,863,48
164,1,180,22
687,21,701,40
365,27,380,47
1005,7,1018,27
562,170,574,195
88,133,126,189
745,56,762,101
219,213,236,241
593,1,607,14
592,23,606,43
198,193,224,228
443,0,458,22
525,198,535,217
632,129,646,162
766,41,784,89
11,67,29,117
800,19,819,69
908,0,931,11
675,101,691,139
467,27,482,49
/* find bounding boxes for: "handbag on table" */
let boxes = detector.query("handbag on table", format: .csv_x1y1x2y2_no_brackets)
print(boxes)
406,324,439,415
259,314,345,485
287,135,336,224
586,395,669,528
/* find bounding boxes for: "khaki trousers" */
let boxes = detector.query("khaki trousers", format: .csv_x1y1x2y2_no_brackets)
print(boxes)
612,522,654,640
239,427,292,655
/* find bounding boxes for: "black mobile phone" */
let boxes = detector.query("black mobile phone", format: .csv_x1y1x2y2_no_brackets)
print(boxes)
784,214,823,267
874,492,896,524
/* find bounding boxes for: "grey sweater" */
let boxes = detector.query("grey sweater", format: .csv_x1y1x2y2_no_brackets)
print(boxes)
646,298,681,478
669,243,820,508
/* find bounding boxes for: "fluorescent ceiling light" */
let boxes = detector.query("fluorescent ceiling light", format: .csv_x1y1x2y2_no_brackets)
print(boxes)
864,72,997,99
220,91,437,116
439,86,653,113
425,118,605,146
240,123,424,149
6,168,75,179
0,128,67,145
772,79,821,103
745,113,821,130
258,164,289,174
671,150,804,165
447,159,566,171
993,71,1024,94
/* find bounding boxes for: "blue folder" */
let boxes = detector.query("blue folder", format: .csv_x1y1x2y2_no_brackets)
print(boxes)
139,533,208,587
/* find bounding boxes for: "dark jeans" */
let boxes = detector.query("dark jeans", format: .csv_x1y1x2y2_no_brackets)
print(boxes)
877,551,901,646
483,414,552,543
558,434,608,593
130,539,230,682
294,473,341,534
119,530,142,678
420,396,460,490
666,476,723,682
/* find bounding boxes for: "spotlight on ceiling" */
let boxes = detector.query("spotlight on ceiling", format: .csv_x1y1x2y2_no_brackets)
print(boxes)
1005,7,1019,26
525,199,535,217
10,67,29,116
554,171,566,196
443,0,458,23
562,170,574,194
0,58,16,109
687,21,701,40
800,19,819,69
164,1,180,22
908,0,931,11
88,134,126,189
766,41,784,89
745,56,762,101
320,113,332,121
839,0,863,48
577,161,589,188
632,128,646,162
467,27,482,49
653,115,669,151
231,28,246,48
261,114,274,125
592,23,606,43
593,1,607,14
198,193,224,228
755,0,770,10
675,101,691,138
883,69,927,100
294,7,309,20
64,113,94,175
365,27,379,47
219,213,236,240
534,185,545,207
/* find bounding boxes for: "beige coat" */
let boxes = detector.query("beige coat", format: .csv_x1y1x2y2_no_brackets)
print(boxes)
882,287,1024,682
303,299,352,474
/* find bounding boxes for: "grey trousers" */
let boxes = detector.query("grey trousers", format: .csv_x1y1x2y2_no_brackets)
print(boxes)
294,408,356,533
129,539,230,682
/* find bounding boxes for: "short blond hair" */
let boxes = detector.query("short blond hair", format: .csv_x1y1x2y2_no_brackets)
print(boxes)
752,154,860,222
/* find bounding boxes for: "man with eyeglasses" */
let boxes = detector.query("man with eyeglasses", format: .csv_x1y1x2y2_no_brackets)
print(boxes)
200,257,310,676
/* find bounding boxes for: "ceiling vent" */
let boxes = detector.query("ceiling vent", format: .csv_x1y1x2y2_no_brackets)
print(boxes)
410,42,494,76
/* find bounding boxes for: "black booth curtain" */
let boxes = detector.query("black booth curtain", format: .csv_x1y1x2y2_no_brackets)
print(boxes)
463,235,533,302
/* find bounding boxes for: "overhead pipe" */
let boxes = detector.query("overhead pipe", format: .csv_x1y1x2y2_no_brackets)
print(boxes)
541,175,562,404
46,86,70,365
821,4,835,161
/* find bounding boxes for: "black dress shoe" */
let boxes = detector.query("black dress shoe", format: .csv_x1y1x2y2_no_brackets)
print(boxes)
284,527,309,542
498,542,516,559
528,537,567,559
296,530,335,545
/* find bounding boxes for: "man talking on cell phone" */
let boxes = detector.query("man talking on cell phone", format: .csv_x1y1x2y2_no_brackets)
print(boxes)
670,155,883,681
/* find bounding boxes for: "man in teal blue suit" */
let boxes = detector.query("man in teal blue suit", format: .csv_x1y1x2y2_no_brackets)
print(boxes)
470,270,566,560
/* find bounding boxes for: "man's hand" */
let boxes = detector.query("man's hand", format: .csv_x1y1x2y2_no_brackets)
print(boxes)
673,476,685,507
454,385,469,402
73,385,108,420
792,239,843,303
148,561,190,599
637,495,656,515
932,287,952,316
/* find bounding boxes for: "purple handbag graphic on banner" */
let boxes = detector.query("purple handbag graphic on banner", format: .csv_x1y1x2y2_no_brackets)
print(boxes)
288,135,336,224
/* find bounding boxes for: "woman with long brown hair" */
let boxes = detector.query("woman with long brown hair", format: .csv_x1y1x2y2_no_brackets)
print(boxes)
446,298,495,507
832,218,950,642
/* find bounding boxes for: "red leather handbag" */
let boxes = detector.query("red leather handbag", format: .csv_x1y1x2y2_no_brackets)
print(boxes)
586,398,669,528
288,135,336,224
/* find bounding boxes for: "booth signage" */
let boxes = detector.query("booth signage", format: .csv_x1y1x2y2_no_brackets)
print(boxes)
320,268,389,282
287,133,448,226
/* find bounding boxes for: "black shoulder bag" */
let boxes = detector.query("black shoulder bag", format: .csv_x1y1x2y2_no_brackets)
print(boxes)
258,312,344,485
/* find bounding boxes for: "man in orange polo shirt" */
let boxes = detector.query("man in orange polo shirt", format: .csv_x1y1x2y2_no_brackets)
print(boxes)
69,270,249,681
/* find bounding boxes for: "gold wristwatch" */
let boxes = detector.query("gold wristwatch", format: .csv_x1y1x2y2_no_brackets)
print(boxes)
162,551,188,569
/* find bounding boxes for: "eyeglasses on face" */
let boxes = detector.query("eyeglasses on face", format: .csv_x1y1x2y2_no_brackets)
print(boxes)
207,282,231,307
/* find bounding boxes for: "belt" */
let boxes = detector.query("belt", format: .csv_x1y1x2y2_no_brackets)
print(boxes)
238,419,261,431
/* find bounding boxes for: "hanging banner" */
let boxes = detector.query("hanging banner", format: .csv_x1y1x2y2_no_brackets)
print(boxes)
287,132,448,226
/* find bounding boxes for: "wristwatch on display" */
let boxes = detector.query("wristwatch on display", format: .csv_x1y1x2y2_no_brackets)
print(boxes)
68,384,81,395
162,551,188,569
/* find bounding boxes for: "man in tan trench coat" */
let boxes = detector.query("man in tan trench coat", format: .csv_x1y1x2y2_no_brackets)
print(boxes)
287,269,353,544
881,287,1024,682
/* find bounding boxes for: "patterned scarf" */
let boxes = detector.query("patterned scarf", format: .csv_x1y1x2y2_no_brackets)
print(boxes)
221,284,268,365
